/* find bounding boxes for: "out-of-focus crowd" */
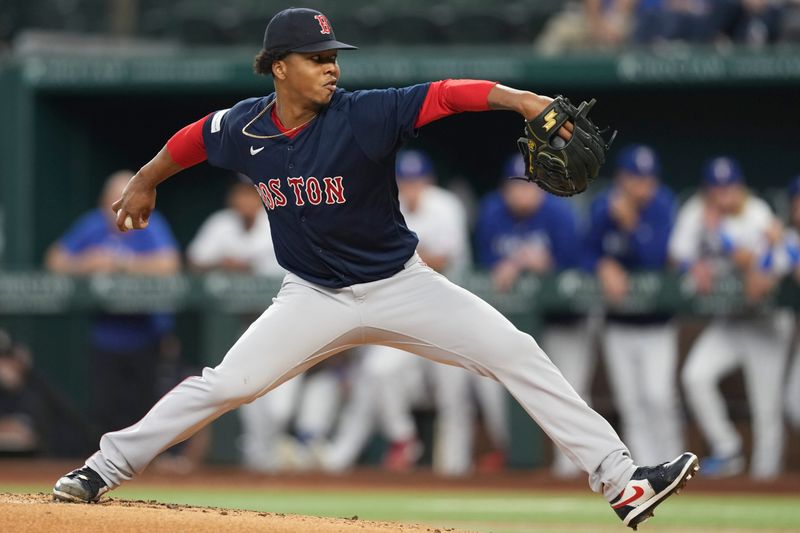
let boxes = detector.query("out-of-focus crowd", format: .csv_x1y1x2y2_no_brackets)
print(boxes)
2,146,800,480
4,0,800,52
537,0,800,54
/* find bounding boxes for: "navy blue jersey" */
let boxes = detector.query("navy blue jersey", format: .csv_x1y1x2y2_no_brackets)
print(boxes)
583,186,676,271
202,85,430,288
475,191,581,271
58,209,177,350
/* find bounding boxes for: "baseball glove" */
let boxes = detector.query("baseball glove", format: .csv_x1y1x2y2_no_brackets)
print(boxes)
516,96,616,197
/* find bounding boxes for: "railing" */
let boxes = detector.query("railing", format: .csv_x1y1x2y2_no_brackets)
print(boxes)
2,270,795,465
1,270,793,316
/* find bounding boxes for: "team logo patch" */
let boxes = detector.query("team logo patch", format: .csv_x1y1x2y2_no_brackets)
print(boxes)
314,15,331,34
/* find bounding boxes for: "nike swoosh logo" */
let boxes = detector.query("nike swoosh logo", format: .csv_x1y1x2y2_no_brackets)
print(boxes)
612,485,645,509
250,146,264,155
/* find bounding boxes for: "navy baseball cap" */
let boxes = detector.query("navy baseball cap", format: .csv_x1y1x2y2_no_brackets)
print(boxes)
616,144,660,178
503,153,527,179
263,8,357,53
396,150,434,180
703,156,744,187
788,176,800,198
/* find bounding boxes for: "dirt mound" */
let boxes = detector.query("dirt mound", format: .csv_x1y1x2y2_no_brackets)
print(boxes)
1,493,469,533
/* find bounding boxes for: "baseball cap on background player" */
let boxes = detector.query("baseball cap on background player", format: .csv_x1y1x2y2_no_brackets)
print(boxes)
396,150,435,181
702,156,744,187
263,8,357,54
615,144,660,179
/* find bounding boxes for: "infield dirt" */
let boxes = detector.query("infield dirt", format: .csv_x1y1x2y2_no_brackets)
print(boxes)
0,493,471,533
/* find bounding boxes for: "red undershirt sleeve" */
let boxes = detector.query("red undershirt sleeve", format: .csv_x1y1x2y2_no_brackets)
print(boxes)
414,79,497,128
165,114,210,168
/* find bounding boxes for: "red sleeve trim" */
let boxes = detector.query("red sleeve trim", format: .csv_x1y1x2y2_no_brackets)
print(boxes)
414,79,497,128
166,114,210,168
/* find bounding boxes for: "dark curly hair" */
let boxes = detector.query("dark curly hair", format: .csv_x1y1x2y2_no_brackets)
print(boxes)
253,48,289,77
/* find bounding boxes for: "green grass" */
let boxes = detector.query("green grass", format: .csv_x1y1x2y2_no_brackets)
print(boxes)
4,484,799,533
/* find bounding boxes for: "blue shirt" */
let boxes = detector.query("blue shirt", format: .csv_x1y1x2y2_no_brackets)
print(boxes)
203,85,431,288
58,209,178,351
475,191,580,270
583,186,675,271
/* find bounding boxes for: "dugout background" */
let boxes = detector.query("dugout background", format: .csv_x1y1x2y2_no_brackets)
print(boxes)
1,46,799,462
3,48,800,269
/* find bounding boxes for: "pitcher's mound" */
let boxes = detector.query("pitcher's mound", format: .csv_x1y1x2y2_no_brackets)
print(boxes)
1,493,469,533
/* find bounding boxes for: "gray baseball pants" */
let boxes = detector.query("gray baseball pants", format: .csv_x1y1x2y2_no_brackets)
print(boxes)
87,255,635,499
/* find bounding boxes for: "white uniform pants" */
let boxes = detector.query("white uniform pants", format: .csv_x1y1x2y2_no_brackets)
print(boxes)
324,345,509,476
87,256,634,499
239,368,342,472
237,376,301,472
785,321,800,429
602,322,683,466
322,347,421,473
682,314,792,479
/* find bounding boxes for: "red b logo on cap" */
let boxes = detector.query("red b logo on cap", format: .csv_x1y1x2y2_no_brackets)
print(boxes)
315,14,331,34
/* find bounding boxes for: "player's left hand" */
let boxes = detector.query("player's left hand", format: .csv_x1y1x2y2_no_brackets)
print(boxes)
744,269,776,303
514,245,552,274
492,260,521,293
517,95,616,197
111,175,156,232
609,193,639,232
519,93,573,141
764,218,783,246
689,260,714,295
598,257,628,304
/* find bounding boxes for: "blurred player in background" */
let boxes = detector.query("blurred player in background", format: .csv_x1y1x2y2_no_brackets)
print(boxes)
0,329,98,456
187,178,340,472
187,176,283,276
781,176,800,434
534,0,635,56
634,0,718,44
0,330,39,454
584,144,683,466
323,150,509,475
45,170,180,436
716,0,785,47
673,157,791,479
476,153,589,477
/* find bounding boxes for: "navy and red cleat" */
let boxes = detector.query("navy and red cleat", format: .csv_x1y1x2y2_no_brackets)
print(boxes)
610,452,699,530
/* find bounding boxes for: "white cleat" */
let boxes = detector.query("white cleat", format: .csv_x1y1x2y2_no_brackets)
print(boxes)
610,452,699,530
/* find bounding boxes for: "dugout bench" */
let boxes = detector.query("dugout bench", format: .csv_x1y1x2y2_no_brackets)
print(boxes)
0,271,796,467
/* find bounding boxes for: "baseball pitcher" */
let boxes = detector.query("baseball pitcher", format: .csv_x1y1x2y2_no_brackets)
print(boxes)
53,8,697,529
